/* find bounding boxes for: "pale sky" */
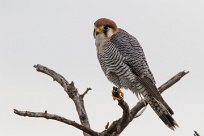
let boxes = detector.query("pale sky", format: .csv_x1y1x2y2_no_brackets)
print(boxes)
0,0,203,135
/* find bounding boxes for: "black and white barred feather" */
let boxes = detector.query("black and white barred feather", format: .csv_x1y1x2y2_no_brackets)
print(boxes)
96,28,178,130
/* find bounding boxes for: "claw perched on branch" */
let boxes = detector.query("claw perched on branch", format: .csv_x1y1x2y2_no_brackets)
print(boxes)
14,64,189,136
112,86,124,101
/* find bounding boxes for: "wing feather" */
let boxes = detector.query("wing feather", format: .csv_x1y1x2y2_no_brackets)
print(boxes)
111,29,174,115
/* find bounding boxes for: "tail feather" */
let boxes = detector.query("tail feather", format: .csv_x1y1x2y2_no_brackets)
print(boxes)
147,96,179,130
134,77,178,130
158,109,179,130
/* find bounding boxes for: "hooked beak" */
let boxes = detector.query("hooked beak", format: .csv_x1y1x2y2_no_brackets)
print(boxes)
95,27,104,35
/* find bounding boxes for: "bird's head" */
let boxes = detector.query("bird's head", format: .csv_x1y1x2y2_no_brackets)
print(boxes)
93,18,118,39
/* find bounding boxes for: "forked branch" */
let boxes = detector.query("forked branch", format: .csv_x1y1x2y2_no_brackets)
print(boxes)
34,64,91,136
14,109,99,136
14,64,188,136
103,71,189,135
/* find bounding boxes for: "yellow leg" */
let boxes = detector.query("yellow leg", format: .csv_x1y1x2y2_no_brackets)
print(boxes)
112,85,124,100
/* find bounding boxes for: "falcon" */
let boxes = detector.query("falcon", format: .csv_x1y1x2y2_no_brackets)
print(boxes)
93,18,178,130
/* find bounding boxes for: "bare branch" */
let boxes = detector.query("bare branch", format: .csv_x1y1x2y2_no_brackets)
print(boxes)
103,71,189,135
194,130,200,136
81,88,92,98
33,64,90,136
134,105,147,118
117,100,130,131
105,122,109,129
158,70,189,93
14,109,99,136
131,71,189,118
15,64,188,136
101,88,130,135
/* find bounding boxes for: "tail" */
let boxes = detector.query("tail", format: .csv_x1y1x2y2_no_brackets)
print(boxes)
147,96,179,130
135,77,179,130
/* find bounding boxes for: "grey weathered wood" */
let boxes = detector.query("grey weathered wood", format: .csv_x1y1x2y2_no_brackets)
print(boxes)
14,64,188,136
14,109,99,136
102,71,189,135
33,64,91,136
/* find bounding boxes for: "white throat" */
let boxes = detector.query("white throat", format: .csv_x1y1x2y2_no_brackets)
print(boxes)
95,29,114,49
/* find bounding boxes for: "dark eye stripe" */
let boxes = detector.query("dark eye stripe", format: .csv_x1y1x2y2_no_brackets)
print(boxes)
104,24,113,29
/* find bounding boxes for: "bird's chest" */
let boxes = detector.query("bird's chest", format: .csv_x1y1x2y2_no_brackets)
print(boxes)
97,52,123,86
97,53,108,74
97,50,137,89
98,56,133,88
95,35,110,54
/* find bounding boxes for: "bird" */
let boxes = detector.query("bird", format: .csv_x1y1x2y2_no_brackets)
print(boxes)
93,18,178,130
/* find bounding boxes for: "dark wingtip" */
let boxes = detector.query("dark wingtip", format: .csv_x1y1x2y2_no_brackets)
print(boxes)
159,113,179,131
168,107,174,115
169,121,179,131
165,114,179,130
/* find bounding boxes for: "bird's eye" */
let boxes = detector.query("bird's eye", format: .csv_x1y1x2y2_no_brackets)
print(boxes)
104,25,109,30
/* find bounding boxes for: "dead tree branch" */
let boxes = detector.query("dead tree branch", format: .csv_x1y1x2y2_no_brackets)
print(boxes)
102,70,189,135
14,109,99,136
33,64,91,136
81,88,92,98
14,64,188,136
194,130,200,136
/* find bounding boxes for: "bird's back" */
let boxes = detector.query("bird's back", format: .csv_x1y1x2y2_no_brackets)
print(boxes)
110,29,156,84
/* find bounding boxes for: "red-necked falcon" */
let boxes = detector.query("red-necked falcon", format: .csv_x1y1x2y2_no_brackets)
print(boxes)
93,18,178,130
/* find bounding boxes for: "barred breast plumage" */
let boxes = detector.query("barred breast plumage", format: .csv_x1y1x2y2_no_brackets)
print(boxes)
94,18,178,130
97,29,154,91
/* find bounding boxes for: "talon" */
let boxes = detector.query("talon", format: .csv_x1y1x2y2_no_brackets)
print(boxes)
117,86,124,98
112,86,124,101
